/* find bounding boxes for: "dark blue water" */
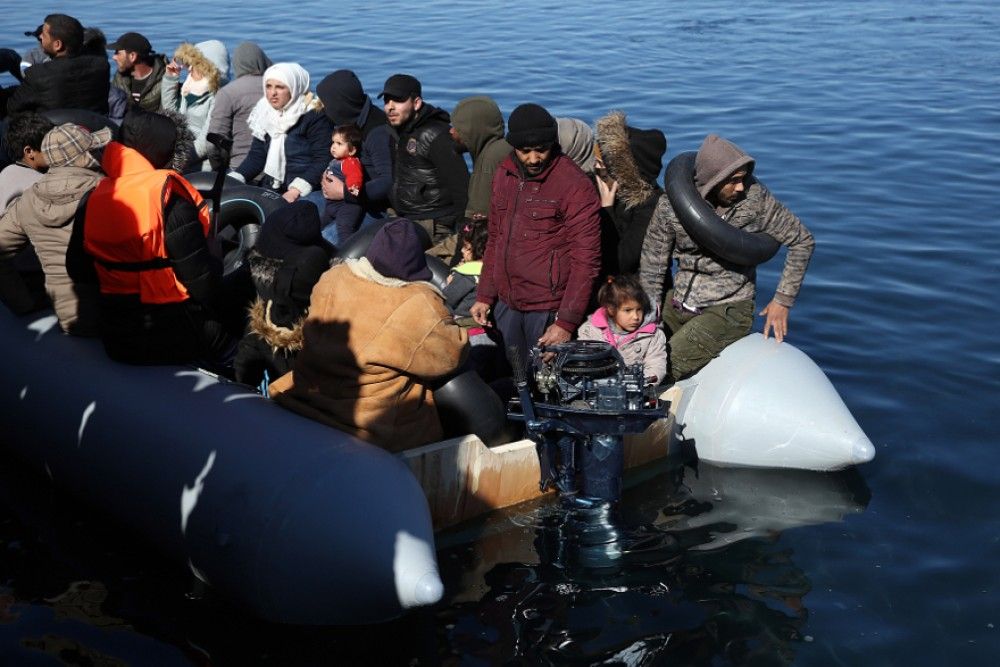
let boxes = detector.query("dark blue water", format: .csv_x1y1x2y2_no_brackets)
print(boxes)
3,0,999,663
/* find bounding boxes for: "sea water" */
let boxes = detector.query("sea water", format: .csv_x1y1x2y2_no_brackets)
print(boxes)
1,1,998,664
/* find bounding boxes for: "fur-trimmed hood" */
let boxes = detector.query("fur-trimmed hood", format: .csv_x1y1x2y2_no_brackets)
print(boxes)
247,297,304,354
595,111,667,210
119,107,195,172
173,40,229,93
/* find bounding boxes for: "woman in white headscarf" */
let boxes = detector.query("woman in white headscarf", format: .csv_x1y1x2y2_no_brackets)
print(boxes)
230,62,333,203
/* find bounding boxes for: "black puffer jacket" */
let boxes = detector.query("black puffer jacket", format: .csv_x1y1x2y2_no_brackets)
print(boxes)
6,55,110,115
390,103,468,219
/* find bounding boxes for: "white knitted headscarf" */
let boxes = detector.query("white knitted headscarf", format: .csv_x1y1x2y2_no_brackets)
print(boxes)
246,62,312,186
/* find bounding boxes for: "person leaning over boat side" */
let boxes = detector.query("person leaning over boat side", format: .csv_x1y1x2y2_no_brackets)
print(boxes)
229,63,332,203
639,134,814,381
207,41,272,171
312,69,394,228
108,31,168,113
470,103,602,367
593,110,668,277
67,108,238,367
161,40,230,170
5,14,110,116
380,74,469,247
0,122,108,336
269,219,469,452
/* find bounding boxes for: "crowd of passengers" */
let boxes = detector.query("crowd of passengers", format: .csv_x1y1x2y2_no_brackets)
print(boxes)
0,14,815,453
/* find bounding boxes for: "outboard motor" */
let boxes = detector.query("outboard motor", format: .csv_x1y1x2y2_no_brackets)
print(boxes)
508,341,667,507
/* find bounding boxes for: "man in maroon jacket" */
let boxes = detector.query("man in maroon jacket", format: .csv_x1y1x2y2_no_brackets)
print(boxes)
470,103,601,367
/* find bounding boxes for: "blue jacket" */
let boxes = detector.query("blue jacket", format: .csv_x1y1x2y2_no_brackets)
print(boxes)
235,109,333,193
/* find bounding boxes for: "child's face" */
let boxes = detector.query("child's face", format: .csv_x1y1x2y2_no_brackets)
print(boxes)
330,133,356,160
461,241,474,263
610,298,644,333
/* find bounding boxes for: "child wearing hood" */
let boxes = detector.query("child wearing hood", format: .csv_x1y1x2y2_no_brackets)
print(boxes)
234,201,331,394
576,274,667,386
162,39,230,170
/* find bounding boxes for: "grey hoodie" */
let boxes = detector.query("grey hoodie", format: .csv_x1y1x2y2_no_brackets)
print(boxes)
208,42,272,168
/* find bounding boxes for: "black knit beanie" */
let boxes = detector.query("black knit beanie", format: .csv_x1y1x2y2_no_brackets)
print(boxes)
256,201,324,260
506,103,557,149
626,126,667,187
365,219,432,282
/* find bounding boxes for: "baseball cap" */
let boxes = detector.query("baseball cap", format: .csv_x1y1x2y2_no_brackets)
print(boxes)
41,123,113,169
107,32,152,56
379,74,421,101
24,25,43,39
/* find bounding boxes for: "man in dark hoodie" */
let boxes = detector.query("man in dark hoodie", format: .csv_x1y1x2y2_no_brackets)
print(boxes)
68,108,238,367
207,42,272,170
314,69,394,226
639,134,814,381
6,14,110,116
380,74,468,244
450,96,512,221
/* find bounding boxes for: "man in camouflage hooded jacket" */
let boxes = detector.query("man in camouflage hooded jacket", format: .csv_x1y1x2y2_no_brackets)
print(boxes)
639,134,814,381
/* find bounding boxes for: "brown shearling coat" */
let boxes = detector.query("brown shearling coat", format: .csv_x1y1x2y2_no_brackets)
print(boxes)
269,258,469,452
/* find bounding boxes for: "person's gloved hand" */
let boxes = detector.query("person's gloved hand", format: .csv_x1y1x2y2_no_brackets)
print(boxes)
0,48,23,81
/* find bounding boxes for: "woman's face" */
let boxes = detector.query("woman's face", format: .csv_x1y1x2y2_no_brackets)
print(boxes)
265,79,292,110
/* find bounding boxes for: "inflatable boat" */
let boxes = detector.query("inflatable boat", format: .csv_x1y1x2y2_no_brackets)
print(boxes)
0,302,874,623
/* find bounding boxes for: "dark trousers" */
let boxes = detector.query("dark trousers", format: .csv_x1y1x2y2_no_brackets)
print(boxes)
493,301,555,373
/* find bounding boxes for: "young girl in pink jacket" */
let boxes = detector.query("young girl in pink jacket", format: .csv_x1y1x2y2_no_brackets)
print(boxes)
577,274,668,386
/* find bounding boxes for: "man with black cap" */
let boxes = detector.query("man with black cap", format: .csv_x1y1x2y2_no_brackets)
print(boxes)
269,219,468,452
69,108,238,367
6,14,109,115
108,32,168,113
379,73,468,245
470,102,602,366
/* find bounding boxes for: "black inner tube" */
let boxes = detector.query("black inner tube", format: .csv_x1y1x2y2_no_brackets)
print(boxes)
665,151,780,266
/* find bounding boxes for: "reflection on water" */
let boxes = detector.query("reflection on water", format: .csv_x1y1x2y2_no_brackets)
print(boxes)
437,461,870,664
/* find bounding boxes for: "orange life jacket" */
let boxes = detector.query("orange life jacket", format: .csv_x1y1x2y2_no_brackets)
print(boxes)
84,142,210,304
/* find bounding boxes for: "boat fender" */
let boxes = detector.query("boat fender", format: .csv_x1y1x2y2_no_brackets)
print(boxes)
665,151,780,266
184,172,287,276
433,369,518,448
335,219,447,289
41,109,117,134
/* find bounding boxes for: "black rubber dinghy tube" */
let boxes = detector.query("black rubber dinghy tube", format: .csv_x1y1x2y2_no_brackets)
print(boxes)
434,370,518,448
665,151,780,266
184,172,287,276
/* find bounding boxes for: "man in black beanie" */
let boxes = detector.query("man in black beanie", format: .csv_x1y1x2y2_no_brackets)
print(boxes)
470,102,601,366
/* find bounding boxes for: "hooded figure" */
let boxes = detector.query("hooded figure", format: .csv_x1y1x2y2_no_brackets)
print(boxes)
451,96,512,220
638,133,815,380
69,108,239,366
208,41,272,170
234,201,330,390
161,39,231,168
314,69,393,217
269,219,469,452
594,110,667,274
0,122,109,334
556,117,597,176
